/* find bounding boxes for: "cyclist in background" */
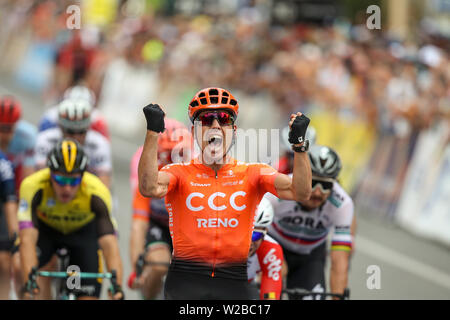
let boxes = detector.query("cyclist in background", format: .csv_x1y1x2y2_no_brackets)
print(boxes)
128,118,192,299
277,127,357,256
34,98,112,188
0,151,18,299
18,139,123,300
247,198,284,300
38,85,110,140
138,87,312,299
266,145,354,299
276,126,317,175
0,96,37,299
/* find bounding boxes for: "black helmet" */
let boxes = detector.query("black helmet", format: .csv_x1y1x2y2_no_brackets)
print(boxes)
47,139,88,174
308,145,341,179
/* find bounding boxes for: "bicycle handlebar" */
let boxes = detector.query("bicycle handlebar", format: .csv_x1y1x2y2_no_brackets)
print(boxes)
283,288,350,300
28,267,121,297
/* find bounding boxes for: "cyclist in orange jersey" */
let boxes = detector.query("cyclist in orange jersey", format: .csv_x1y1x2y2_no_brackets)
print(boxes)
138,87,312,300
128,118,192,299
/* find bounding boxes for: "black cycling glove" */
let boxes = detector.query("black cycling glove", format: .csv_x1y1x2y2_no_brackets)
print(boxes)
109,283,125,300
288,114,310,145
143,104,165,133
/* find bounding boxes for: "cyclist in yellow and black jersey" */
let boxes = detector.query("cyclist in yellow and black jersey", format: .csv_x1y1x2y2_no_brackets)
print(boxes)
18,139,123,300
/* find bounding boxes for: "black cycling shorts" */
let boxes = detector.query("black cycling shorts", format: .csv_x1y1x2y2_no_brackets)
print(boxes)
145,219,172,252
164,270,252,300
36,221,103,298
0,207,13,251
283,242,327,299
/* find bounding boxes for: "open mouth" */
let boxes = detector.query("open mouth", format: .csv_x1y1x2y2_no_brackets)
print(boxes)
208,135,223,146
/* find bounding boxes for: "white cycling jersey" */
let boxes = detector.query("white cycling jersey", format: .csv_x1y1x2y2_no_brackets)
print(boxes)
266,181,354,255
34,127,112,174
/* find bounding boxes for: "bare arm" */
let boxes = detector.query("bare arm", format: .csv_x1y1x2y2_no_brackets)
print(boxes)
129,219,149,268
291,151,312,202
19,228,39,283
138,131,171,198
274,113,312,202
97,173,111,189
98,234,123,287
273,152,312,202
330,250,349,297
4,201,18,237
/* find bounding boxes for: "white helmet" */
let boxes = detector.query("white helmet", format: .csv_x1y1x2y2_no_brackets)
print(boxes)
254,197,274,228
58,98,92,131
63,85,96,106
282,125,317,152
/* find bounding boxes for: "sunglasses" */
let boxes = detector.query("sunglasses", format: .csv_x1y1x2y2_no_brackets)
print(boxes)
252,229,267,242
63,128,87,135
0,124,14,133
312,178,334,193
51,173,82,186
195,111,235,127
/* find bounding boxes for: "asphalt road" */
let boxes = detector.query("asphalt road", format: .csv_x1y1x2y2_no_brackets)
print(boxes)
1,79,449,300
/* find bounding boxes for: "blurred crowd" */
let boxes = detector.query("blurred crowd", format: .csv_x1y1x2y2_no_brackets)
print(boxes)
0,0,449,139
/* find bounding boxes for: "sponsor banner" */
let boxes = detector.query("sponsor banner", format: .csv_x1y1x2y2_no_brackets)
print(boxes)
395,121,450,246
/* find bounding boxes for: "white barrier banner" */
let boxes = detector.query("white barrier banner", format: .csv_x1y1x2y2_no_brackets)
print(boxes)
420,145,450,245
395,122,450,246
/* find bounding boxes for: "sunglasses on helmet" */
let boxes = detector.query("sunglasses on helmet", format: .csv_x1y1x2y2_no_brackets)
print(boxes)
251,229,267,242
195,111,235,127
311,177,334,193
51,173,82,186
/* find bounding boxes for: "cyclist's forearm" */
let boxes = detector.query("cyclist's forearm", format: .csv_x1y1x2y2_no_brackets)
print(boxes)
292,152,312,202
130,219,149,267
5,201,18,237
99,234,123,286
97,173,111,189
330,260,348,296
19,229,38,283
138,131,160,197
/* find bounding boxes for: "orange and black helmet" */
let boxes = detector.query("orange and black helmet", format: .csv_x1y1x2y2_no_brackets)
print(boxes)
188,87,239,122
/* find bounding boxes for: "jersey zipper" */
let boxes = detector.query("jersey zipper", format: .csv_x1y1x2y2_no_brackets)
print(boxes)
211,171,218,277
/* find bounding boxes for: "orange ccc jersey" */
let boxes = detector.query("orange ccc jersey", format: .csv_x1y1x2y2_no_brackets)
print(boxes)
160,157,280,280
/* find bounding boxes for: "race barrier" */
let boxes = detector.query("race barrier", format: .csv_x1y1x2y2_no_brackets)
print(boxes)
395,121,450,246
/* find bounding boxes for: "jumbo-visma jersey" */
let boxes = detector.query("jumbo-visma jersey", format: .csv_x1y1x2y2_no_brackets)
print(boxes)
160,158,280,280
18,168,115,235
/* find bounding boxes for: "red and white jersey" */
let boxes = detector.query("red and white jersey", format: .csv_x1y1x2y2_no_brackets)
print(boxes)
247,234,283,300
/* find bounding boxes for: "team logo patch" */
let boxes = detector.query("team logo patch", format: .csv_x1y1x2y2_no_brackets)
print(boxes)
19,199,28,211
46,198,56,207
